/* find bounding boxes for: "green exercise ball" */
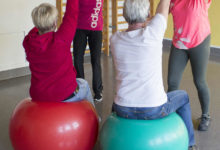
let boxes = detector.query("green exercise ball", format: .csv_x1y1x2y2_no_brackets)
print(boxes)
100,113,188,150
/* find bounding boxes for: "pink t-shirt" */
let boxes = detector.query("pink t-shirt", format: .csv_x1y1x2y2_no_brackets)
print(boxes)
77,0,103,31
170,0,211,49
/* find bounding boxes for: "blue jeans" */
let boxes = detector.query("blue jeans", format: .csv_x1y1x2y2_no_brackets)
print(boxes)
113,90,195,146
63,78,95,107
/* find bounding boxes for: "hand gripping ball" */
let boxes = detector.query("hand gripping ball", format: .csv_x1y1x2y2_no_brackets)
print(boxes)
9,98,99,150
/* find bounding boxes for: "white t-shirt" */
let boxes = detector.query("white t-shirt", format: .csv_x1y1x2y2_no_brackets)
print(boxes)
110,14,167,107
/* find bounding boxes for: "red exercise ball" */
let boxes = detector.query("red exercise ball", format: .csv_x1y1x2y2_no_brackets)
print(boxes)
9,98,99,150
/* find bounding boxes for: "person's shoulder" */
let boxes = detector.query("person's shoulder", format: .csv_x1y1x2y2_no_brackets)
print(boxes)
152,13,166,23
147,13,167,30
110,31,121,41
143,14,167,40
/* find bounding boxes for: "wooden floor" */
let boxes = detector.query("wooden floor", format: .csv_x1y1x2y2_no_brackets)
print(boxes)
0,50,220,150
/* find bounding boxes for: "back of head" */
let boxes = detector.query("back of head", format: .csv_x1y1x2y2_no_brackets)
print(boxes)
123,0,150,25
31,3,58,33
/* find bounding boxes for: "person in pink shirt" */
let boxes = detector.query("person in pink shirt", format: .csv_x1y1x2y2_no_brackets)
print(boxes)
168,0,211,132
73,0,103,102
23,0,94,106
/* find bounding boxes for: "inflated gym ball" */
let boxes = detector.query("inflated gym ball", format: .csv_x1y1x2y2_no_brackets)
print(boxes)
100,113,188,150
9,99,99,150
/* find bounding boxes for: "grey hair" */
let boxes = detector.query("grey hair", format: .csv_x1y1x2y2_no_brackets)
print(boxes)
123,0,150,25
31,3,58,33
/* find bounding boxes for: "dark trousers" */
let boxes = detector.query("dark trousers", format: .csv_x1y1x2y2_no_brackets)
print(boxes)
73,29,103,95
168,35,211,115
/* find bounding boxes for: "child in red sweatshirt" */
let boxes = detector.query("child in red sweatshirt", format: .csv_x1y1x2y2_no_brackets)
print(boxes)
23,0,94,106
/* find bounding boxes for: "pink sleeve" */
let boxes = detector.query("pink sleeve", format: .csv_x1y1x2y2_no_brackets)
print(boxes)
55,0,79,45
201,0,211,10
206,0,211,9
169,0,176,13
200,0,212,9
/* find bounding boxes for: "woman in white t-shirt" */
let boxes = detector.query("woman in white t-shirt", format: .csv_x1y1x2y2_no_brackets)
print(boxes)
110,0,197,150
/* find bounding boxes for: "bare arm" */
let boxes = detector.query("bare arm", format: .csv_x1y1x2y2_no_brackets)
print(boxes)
156,0,171,20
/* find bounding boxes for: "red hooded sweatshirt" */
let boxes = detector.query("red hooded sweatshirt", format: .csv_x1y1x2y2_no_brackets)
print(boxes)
23,0,79,102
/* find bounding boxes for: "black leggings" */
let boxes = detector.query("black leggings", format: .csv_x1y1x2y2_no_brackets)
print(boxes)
167,35,211,115
73,29,103,95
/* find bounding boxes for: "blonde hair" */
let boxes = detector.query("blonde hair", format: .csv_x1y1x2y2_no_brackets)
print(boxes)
31,3,58,33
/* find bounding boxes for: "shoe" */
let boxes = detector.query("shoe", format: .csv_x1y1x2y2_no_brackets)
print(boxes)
198,114,211,131
188,145,199,150
94,93,103,102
